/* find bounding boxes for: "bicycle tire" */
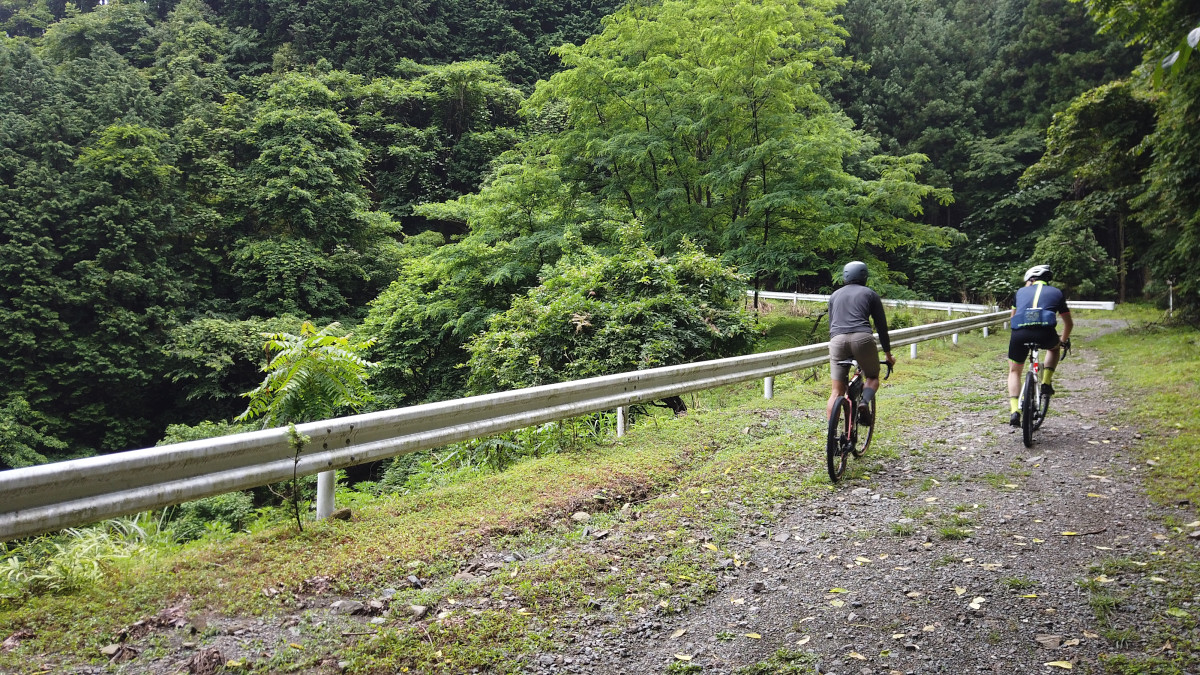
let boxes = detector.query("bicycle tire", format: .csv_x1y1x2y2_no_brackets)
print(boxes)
1021,371,1037,448
1032,386,1050,431
827,398,850,482
852,398,876,458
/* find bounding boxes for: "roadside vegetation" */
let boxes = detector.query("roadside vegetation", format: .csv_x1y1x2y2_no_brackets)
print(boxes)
1081,307,1200,674
1,307,1000,672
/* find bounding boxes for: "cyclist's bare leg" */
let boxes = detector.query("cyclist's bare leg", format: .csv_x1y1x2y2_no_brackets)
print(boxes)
827,379,847,420
864,376,880,392
1007,360,1023,399
1044,346,1062,373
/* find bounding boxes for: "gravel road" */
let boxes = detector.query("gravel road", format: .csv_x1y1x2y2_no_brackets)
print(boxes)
534,320,1191,674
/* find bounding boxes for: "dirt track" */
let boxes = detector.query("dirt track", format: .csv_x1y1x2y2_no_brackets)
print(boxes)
540,320,1188,674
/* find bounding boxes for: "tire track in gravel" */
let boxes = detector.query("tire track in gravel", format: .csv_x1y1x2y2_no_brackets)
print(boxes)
550,320,1177,675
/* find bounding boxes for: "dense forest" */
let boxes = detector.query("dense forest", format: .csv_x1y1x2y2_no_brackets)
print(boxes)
1,0,1197,468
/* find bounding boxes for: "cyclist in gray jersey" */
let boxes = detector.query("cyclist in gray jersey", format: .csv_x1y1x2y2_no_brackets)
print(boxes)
827,261,895,426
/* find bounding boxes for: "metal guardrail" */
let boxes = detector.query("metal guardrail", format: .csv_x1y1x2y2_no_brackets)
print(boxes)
750,291,1115,313
0,311,1008,542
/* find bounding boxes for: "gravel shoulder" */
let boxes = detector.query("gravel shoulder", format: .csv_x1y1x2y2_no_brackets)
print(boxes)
545,319,1185,675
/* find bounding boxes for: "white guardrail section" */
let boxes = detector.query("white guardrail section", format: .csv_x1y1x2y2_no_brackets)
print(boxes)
750,290,1115,312
0,311,1009,541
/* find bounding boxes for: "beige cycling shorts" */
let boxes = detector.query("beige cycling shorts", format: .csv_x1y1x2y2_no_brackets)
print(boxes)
829,332,880,381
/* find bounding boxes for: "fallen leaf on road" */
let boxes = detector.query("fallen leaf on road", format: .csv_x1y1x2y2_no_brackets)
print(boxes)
969,597,987,610
671,629,687,638
923,625,936,632
955,587,967,596
1021,594,1038,599
1003,484,1018,488
745,633,761,639
730,598,745,605
1083,631,1099,639
1044,661,1073,669
1166,608,1191,618
797,636,811,645
892,633,906,639
906,591,922,598
855,556,873,564
703,543,719,552
1150,577,1167,583
1086,493,1108,499
1061,532,1079,536
831,599,845,608
848,651,866,660
830,588,849,593
1063,639,1080,647
674,654,693,661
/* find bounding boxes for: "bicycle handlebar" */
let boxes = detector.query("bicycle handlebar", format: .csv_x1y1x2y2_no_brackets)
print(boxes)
882,360,893,380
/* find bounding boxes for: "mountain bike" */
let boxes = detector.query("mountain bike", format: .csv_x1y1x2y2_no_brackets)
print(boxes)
1019,340,1070,448
827,360,893,482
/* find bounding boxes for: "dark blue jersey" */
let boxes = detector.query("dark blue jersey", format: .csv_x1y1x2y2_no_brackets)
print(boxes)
1011,282,1069,329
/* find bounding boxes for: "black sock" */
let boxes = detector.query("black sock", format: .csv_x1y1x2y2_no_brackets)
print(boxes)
861,387,876,405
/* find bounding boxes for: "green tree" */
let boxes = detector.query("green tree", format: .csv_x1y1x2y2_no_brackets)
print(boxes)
1023,81,1155,301
1073,0,1200,311
0,397,68,469
465,226,755,396
529,0,952,293
236,321,377,429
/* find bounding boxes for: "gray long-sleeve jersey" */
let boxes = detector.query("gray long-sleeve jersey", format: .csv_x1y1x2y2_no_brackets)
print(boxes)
828,283,891,353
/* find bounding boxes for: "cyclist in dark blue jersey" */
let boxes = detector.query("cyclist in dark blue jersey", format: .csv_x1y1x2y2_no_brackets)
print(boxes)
1007,264,1072,426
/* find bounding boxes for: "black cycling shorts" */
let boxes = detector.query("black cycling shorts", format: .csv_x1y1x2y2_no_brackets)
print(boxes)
1008,326,1060,363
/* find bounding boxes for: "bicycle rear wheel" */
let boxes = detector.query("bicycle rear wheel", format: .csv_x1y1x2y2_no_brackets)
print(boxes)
1021,372,1037,448
1032,386,1050,430
827,398,851,482
851,398,875,458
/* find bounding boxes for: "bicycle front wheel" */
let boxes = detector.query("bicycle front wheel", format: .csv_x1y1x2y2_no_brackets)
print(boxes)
827,398,851,482
852,398,876,458
1021,372,1037,448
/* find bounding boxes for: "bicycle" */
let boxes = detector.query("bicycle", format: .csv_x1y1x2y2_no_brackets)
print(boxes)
1018,339,1070,448
827,359,893,482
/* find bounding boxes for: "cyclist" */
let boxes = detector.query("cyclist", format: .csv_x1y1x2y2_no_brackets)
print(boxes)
1007,264,1072,426
827,261,895,426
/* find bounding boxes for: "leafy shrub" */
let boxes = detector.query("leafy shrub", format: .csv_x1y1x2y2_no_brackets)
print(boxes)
0,516,175,603
466,226,755,393
167,492,256,542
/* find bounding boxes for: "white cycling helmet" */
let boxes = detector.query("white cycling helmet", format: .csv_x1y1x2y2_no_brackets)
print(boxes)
1023,264,1053,283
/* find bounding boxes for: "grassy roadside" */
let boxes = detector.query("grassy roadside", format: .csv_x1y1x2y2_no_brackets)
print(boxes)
1,310,1148,674
1082,309,1200,674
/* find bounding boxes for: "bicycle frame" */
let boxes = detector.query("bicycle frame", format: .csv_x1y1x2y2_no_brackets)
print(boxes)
827,359,892,482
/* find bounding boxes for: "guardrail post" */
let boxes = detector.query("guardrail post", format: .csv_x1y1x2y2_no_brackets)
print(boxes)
316,470,335,519
910,343,917,359
764,376,774,399
616,406,627,437
1003,321,1009,330
952,333,959,346
983,326,989,338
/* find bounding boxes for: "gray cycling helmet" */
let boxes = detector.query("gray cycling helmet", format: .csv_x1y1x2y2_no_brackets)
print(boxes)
843,261,869,285
1023,264,1053,283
